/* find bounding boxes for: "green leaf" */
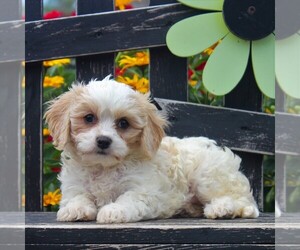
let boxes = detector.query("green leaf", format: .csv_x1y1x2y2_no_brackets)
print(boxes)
264,186,275,212
47,66,59,76
166,13,229,57
125,66,143,77
57,65,65,75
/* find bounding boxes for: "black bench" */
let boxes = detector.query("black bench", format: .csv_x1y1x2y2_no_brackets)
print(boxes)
22,0,280,248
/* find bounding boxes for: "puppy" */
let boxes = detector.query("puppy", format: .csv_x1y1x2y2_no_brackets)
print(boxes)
45,76,259,223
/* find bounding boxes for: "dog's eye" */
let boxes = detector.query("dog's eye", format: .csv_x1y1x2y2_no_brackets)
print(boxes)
84,114,95,123
117,118,129,129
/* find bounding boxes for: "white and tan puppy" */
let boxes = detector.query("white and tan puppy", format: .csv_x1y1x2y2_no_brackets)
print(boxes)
45,76,259,223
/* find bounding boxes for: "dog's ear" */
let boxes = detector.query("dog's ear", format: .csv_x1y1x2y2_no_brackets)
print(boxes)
44,85,83,150
139,93,168,159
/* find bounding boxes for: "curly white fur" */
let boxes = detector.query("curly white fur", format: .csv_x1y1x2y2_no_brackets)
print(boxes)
45,77,259,223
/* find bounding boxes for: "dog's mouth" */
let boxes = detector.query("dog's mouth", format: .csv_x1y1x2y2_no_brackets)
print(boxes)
79,150,123,167
97,150,108,155
96,151,122,162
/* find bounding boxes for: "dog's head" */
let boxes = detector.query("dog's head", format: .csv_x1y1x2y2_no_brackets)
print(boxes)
44,76,167,167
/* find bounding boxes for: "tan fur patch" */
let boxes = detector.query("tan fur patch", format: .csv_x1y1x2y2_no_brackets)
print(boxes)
133,93,168,159
44,84,86,150
70,100,100,137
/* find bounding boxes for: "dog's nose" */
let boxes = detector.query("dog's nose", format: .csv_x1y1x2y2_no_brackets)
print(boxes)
96,136,112,150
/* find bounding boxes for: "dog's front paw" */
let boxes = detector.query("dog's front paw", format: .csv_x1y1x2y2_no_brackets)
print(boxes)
57,204,97,222
97,203,128,224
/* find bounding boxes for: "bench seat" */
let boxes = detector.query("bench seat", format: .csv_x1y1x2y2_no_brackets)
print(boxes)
24,212,276,249
2,212,300,248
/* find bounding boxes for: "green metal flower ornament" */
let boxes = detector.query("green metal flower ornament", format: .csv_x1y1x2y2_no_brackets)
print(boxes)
166,0,275,98
276,33,300,99
275,1,300,99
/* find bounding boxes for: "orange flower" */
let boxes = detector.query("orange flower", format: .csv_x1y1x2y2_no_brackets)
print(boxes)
43,76,64,88
188,80,197,87
203,40,221,55
116,74,149,93
43,189,62,206
43,128,50,137
22,77,25,88
119,51,149,70
43,59,71,67
115,0,139,10
22,194,25,207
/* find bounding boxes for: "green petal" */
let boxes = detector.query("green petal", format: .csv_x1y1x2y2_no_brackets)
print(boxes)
178,0,224,11
203,33,250,95
276,33,300,99
166,13,229,57
252,34,275,99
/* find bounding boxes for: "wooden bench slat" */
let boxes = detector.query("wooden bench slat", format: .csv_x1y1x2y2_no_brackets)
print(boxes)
0,21,24,63
76,0,115,83
224,61,263,112
25,4,203,62
233,152,263,210
150,47,187,102
159,99,274,154
25,0,44,213
275,112,300,156
25,63,44,212
24,244,276,250
25,212,275,245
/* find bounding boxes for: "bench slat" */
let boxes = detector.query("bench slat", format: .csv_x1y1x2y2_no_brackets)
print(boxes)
24,244,276,250
25,212,275,245
159,99,274,154
276,112,300,156
25,4,203,62
76,0,115,83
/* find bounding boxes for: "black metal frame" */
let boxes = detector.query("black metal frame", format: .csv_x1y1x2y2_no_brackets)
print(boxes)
25,0,275,213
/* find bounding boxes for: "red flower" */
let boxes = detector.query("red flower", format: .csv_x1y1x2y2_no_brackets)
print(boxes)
188,69,193,79
115,67,125,77
196,61,207,71
51,167,61,173
46,135,53,142
70,11,76,16
125,4,133,9
43,10,64,20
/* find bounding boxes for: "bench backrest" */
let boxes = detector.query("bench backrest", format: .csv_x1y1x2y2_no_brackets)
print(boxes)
25,0,275,212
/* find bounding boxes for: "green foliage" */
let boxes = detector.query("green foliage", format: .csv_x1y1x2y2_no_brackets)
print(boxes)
263,156,275,212
43,0,76,15
262,96,275,114
43,60,75,211
285,95,300,114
